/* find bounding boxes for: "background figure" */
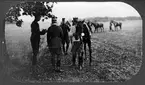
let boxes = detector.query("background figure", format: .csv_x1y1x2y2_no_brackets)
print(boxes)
47,16,64,72
30,14,46,66
60,18,70,55
109,21,113,31
70,17,79,66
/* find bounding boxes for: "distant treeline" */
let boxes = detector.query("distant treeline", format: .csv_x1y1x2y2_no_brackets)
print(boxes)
5,16,142,24
85,16,142,22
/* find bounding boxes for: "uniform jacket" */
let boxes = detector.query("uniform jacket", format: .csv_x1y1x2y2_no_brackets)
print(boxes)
47,23,64,48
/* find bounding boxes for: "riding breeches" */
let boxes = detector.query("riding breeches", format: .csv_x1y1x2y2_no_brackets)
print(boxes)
49,47,63,69
30,37,40,65
71,41,84,65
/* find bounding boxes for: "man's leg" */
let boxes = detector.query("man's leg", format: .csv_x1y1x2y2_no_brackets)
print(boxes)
66,38,70,55
51,53,56,70
31,42,39,66
62,41,66,55
32,49,38,65
72,52,76,66
55,48,63,72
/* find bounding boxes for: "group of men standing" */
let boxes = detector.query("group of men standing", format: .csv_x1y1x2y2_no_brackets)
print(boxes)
30,15,80,72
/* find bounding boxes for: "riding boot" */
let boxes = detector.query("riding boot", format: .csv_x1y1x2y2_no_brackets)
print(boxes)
89,55,92,66
66,44,69,55
78,56,83,70
51,56,55,70
63,45,65,55
89,46,92,66
55,55,63,72
32,51,37,66
55,60,63,72
81,51,84,67
56,58,61,68
71,54,76,66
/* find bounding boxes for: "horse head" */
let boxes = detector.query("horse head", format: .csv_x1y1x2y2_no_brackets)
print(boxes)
73,20,84,40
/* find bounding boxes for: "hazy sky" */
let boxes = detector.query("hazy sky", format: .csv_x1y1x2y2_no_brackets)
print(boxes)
18,2,140,22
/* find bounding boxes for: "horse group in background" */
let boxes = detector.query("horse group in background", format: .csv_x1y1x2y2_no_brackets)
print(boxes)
110,20,122,31
90,22,104,33
86,20,122,33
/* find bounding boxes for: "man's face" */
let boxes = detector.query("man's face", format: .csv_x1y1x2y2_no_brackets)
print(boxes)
62,19,65,23
72,21,76,25
73,20,78,25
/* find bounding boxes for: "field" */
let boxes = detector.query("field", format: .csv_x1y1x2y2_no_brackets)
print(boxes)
5,20,142,82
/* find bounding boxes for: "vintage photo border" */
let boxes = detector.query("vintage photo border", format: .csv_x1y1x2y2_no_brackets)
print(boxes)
0,0,144,85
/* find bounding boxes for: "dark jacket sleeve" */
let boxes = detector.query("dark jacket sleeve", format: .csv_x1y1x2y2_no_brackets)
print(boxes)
47,27,51,46
59,26,64,41
31,22,39,35
66,25,70,32
31,22,46,35
40,29,46,35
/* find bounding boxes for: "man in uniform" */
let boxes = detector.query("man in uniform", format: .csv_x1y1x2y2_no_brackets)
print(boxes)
30,14,46,66
47,16,64,72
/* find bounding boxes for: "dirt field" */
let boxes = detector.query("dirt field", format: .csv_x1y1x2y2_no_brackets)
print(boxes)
5,20,142,82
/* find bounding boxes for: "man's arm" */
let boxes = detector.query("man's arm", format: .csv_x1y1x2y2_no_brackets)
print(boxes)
47,27,51,46
66,25,70,32
59,26,64,41
40,29,47,35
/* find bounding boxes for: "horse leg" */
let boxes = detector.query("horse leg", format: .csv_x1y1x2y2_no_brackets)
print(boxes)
99,28,100,33
88,41,92,66
116,26,118,31
94,28,96,33
70,36,72,44
66,42,69,55
71,52,77,66
62,43,66,55
84,42,87,61
78,54,83,70
97,28,99,33
115,26,116,31
103,27,104,32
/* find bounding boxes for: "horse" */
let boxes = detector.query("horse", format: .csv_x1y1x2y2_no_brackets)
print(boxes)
90,22,104,33
60,21,71,55
66,21,75,45
73,20,92,68
66,21,71,27
110,20,122,31
86,21,93,33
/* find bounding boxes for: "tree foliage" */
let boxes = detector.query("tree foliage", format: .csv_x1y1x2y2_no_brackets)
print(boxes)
5,1,56,27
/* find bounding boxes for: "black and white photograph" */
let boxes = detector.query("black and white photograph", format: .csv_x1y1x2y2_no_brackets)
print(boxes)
5,1,142,83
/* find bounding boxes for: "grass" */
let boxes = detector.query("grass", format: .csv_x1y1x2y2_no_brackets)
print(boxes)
5,20,142,83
